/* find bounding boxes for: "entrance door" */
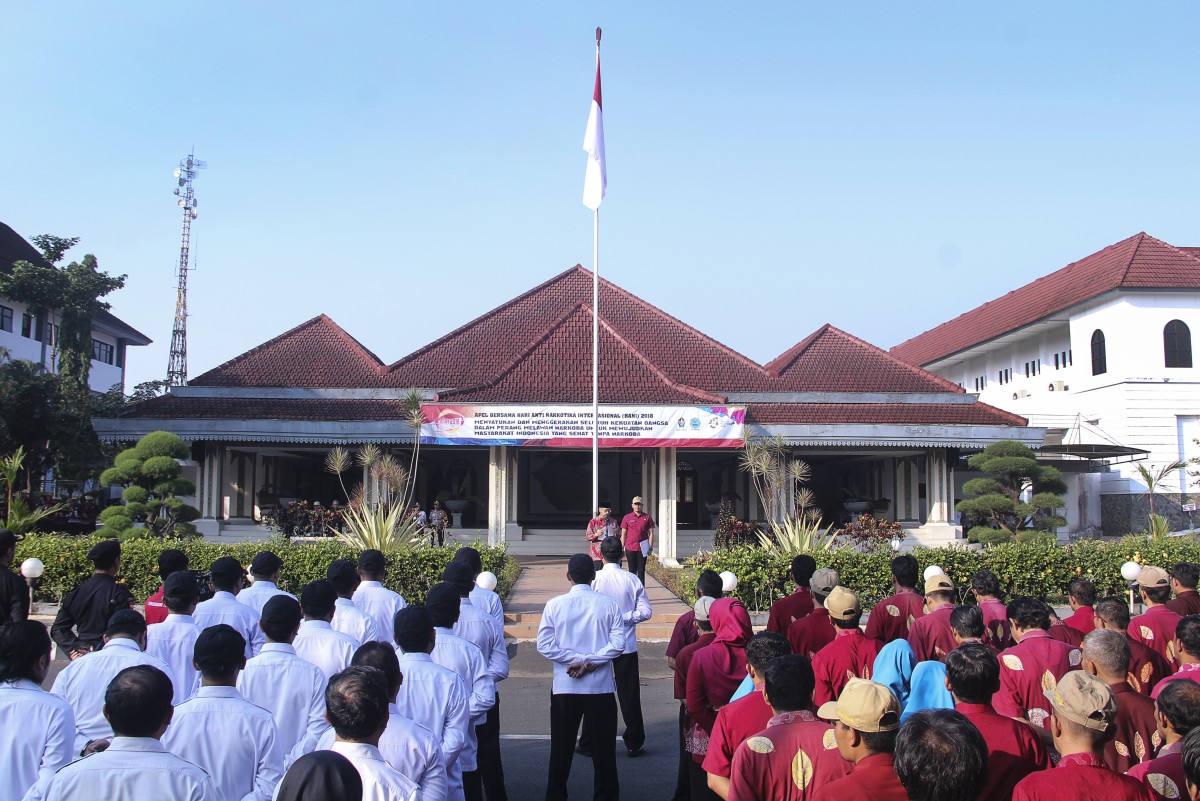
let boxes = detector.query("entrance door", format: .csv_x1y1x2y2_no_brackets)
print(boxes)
677,460,699,527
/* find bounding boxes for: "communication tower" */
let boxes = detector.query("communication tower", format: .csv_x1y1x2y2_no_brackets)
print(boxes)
166,152,205,386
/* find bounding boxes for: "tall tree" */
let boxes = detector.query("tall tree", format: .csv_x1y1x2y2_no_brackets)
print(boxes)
956,440,1067,541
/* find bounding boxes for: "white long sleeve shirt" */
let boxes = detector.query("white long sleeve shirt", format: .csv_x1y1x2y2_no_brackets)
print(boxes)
42,736,217,801
352,581,407,645
145,613,202,704
317,704,447,801
591,562,653,654
536,584,624,695
332,597,382,644
469,586,504,629
193,591,265,658
453,598,509,684
236,642,329,766
51,637,178,754
394,651,470,801
328,741,419,801
431,627,496,773
293,620,359,679
162,685,284,801
236,581,295,616
0,679,75,801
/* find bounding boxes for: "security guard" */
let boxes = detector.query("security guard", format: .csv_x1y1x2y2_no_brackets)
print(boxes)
0,529,30,624
50,539,133,658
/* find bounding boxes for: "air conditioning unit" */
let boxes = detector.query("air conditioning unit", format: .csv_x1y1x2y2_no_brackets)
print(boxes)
1048,381,1067,392
1013,390,1029,400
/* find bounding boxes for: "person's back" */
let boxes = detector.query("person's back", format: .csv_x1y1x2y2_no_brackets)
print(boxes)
1126,680,1199,801
1131,567,1184,667
811,678,907,801
50,540,133,656
994,597,1081,724
906,574,958,662
238,551,296,615
352,550,407,642
144,571,203,704
865,556,925,644
193,557,264,657
322,667,419,801
293,580,360,679
766,556,817,636
811,588,883,707
788,569,840,660
894,709,989,801
1081,628,1160,773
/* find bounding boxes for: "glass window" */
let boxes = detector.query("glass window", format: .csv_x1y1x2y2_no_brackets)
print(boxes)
1165,320,1192,368
0,305,11,333
1091,330,1107,375
92,339,114,365
20,312,32,338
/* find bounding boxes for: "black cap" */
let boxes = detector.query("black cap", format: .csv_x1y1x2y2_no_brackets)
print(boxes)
326,559,358,584
87,539,121,564
164,571,199,598
301,579,338,611
210,556,247,583
358,550,385,573
193,623,247,671
0,529,20,553
105,608,146,636
262,595,303,633
441,561,474,593
568,554,596,583
394,606,434,652
250,551,283,576
425,583,461,622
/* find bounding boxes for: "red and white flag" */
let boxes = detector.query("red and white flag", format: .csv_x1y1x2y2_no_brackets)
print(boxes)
582,49,606,211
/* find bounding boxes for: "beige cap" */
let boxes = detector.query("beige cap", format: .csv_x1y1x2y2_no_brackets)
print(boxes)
1138,566,1170,589
1045,670,1117,731
924,573,955,594
694,596,716,622
816,678,901,732
810,568,839,595
632,496,644,504
825,586,861,621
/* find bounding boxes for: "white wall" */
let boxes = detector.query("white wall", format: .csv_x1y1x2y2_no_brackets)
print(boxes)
0,296,129,394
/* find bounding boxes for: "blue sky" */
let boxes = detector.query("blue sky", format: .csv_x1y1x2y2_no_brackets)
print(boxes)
3,3,1199,391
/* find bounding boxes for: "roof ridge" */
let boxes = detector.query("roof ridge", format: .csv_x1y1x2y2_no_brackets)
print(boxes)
817,325,966,393
763,324,831,376
1117,232,1148,286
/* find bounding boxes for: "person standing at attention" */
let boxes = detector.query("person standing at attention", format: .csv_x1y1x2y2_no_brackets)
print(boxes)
1127,679,1200,801
812,678,908,801
864,555,924,645
238,551,295,615
193,556,264,658
1167,563,1200,617
1080,628,1157,774
323,666,420,801
293,580,360,679
144,549,188,626
51,539,133,659
327,559,382,645
787,569,839,660
993,596,1081,725
907,573,958,663
0,529,29,624
352,550,407,645
144,571,203,704
586,504,619,570
812,587,883,707
1132,566,1185,668
619,496,655,585
970,569,1012,648
765,556,815,636
1094,596,1172,695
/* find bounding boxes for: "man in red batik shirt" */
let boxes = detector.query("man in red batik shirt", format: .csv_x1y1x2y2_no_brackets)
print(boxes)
728,655,850,801
1081,628,1159,773
1011,671,1155,801
1166,563,1200,617
1154,615,1200,700
864,555,924,644
144,549,188,626
893,709,989,801
907,573,957,662
811,588,882,708
971,569,1013,649
1095,596,1172,695
1129,679,1200,801
619,496,655,585
994,596,1082,725
787,569,838,660
671,593,718,801
812,678,907,801
1132,566,1185,668
1064,578,1097,635
766,556,816,636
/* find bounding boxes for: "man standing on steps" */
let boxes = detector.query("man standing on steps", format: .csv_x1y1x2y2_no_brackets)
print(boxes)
620,496,655,585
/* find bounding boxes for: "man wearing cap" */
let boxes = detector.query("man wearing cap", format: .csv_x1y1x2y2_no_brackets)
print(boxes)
1079,628,1158,773
327,559,382,644
238,551,296,614
294,579,360,679
993,596,1082,724
812,588,883,707
163,624,284,801
675,594,718,801
812,678,907,801
1012,670,1156,801
237,595,329,765
1155,615,1200,699
51,608,178,755
1128,679,1200,801
1168,563,1200,617
51,539,133,658
353,549,408,643
1095,596,1172,695
0,528,29,624
537,554,625,801
906,573,958,662
1133,566,1185,668
145,571,203,703
787,568,838,660
865,555,925,645
619,496,655,585
766,555,816,636
144,549,187,625
194,556,265,658
971,569,1013,648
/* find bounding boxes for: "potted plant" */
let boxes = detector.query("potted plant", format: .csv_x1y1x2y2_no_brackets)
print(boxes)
842,484,873,515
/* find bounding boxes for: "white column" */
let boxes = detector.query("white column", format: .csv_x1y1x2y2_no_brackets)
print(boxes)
487,446,508,547
925,450,952,524
656,447,680,568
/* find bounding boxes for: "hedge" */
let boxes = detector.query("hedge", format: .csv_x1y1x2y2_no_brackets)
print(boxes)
683,535,1200,612
15,534,519,606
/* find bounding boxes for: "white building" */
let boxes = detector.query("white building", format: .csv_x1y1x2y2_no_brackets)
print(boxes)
892,232,1200,536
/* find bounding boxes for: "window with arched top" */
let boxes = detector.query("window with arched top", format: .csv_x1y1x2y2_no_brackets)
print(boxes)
1090,330,1107,376
1165,320,1193,368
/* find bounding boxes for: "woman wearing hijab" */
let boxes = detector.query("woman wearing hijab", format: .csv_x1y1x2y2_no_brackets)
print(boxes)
901,659,955,722
276,750,363,801
872,638,917,708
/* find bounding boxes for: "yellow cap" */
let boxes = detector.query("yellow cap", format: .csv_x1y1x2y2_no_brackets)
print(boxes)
816,678,901,732
1045,670,1116,731
1138,566,1170,589
631,496,644,504
924,573,955,594
824,586,861,621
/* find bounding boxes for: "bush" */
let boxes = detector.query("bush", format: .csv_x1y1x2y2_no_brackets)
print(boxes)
15,534,517,605
969,527,1012,546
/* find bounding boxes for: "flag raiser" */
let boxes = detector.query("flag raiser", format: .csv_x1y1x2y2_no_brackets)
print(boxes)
582,42,606,210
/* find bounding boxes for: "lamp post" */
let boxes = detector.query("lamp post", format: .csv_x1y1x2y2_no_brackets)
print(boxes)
923,565,945,582
891,534,903,553
21,557,44,614
1120,561,1142,613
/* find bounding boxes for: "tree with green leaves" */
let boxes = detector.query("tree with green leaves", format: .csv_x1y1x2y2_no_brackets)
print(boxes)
956,440,1067,544
98,431,200,540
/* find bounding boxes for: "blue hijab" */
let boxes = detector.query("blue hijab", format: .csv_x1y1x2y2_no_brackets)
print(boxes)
871,639,916,708
902,660,955,721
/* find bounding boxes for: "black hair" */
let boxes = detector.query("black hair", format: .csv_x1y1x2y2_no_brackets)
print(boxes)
891,555,919,589
105,665,173,737
697,618,714,633
762,654,814,712
1094,597,1130,630
1157,678,1200,736
192,625,247,679
894,709,988,801
971,569,1002,599
861,728,899,756
695,570,724,599
927,590,956,605
746,631,791,673
164,590,197,615
0,621,51,683
301,587,337,619
790,555,817,587
325,666,390,741
1183,726,1200,794
1144,585,1173,605
1006,596,1049,631
326,562,360,598
1069,579,1097,607
600,536,624,562
106,609,147,639
1172,562,1200,591
568,558,596,585
210,572,239,594
157,549,188,581
1178,615,1200,659
454,547,483,576
394,608,435,653
950,605,985,640
832,614,864,630
351,642,402,694
945,643,999,704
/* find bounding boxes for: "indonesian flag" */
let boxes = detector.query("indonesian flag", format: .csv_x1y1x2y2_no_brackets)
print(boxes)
582,51,606,210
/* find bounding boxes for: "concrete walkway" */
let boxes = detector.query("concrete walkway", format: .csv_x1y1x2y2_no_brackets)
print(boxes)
503,558,690,641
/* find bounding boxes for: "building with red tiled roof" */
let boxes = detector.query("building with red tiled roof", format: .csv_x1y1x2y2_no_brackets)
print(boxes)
97,266,1038,558
890,232,1200,536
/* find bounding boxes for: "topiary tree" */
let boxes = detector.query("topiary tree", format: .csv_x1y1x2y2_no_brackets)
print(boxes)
957,440,1067,544
98,431,200,540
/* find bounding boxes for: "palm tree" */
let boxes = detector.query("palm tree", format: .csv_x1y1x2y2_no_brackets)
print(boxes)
1136,461,1187,518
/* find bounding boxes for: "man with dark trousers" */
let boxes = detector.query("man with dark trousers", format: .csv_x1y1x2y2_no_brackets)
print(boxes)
619,496,655,585
51,539,133,659
0,529,29,624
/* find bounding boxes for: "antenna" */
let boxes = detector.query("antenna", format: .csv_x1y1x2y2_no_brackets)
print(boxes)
166,152,205,386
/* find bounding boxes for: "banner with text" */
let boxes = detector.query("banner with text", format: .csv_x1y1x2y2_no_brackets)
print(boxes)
419,404,746,448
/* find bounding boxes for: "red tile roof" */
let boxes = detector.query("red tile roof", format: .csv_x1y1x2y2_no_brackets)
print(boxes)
116,394,413,421
891,233,1200,367
746,403,1026,427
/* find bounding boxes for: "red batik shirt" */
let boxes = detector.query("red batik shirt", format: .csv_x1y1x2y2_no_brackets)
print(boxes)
766,588,814,636
1104,682,1160,774
810,752,908,801
1151,662,1200,700
863,589,924,644
907,604,957,662
811,629,884,708
955,701,1050,801
978,598,1013,649
702,687,774,780
993,629,1082,724
144,584,168,625
728,710,851,801
1130,605,1184,668
1048,622,1084,647
787,608,834,660
1166,590,1200,617
1128,632,1172,695
1013,752,1156,801
1127,742,1187,801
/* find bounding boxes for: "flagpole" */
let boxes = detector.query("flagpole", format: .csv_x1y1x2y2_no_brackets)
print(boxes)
591,28,601,520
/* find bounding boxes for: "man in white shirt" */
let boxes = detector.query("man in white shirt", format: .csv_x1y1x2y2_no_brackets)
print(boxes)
394,606,472,801
145,571,202,704
580,536,652,757
162,624,283,801
51,609,178,755
294,580,360,679
237,551,295,615
316,642,448,801
328,559,382,644
193,557,264,658
537,554,625,801
0,621,76,801
323,666,419,801
237,595,329,767
353,550,407,643
454,548,505,628
42,665,217,801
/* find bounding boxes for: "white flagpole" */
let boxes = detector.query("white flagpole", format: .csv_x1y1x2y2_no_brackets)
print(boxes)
591,29,601,520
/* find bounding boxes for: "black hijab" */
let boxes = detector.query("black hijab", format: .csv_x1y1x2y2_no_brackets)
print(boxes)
276,750,363,801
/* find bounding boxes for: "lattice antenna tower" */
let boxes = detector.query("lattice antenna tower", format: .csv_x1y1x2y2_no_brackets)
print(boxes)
166,152,205,386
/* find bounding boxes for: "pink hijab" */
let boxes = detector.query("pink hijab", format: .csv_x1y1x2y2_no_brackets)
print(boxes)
695,598,753,711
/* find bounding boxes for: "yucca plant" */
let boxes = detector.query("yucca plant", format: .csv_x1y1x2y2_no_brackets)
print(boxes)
756,515,837,556
740,435,812,526
333,501,426,552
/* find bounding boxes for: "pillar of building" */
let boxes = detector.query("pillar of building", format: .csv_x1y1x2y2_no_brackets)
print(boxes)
656,447,680,568
487,446,509,547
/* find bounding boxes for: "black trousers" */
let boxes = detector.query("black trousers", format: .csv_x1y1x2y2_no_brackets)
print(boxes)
688,757,719,801
476,693,507,801
624,549,646,584
673,702,690,801
578,653,645,752
547,692,619,801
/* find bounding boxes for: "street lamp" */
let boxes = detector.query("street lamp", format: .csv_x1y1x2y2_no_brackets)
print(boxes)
890,534,903,553
923,565,945,582
1121,561,1142,613
720,571,738,593
21,557,44,613
476,571,498,591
